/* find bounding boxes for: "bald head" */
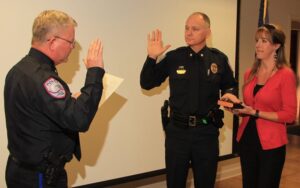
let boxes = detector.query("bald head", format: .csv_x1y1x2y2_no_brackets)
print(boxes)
187,12,210,28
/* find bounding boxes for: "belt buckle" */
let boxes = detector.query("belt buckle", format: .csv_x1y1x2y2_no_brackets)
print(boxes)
188,116,196,127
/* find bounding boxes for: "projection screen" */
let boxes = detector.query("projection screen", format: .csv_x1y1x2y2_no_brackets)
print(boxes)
0,0,239,187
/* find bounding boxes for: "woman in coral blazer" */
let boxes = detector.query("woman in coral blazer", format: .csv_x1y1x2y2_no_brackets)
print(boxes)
227,24,297,188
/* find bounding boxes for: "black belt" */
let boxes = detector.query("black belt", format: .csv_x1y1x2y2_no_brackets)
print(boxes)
171,112,211,128
9,155,44,171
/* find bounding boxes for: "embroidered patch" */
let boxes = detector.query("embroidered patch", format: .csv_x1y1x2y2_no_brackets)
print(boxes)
43,77,66,98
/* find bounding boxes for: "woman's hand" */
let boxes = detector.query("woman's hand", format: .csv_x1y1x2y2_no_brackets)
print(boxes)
233,105,255,116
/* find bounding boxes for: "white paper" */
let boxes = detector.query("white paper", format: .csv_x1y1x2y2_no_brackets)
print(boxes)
99,73,124,106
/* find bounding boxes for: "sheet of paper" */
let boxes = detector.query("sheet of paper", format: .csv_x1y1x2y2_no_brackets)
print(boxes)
99,73,124,107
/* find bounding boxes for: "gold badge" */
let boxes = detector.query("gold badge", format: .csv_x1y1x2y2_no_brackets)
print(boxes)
210,63,218,74
176,66,186,74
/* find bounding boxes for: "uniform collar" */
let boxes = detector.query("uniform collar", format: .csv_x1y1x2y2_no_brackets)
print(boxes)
197,46,208,57
187,45,208,58
28,48,57,72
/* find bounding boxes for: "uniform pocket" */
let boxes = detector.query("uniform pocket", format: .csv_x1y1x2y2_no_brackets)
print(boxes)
169,74,188,96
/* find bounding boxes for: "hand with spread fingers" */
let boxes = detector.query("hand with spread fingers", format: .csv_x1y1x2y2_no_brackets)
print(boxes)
147,29,171,59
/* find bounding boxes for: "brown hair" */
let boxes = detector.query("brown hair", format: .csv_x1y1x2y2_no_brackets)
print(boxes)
244,24,289,86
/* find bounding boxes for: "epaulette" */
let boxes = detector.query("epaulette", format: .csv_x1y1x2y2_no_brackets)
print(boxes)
209,47,227,57
166,46,189,55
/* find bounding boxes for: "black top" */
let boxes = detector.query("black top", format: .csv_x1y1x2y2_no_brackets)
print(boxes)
240,84,264,148
140,46,237,115
4,48,104,165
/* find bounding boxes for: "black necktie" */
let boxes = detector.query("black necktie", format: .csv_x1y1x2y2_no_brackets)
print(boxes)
74,133,81,161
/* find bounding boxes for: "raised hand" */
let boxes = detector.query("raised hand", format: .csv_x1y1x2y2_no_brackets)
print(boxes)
84,38,104,69
147,29,171,59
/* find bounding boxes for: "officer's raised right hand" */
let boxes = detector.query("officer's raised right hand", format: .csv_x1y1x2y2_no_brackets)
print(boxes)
147,29,171,60
84,38,104,69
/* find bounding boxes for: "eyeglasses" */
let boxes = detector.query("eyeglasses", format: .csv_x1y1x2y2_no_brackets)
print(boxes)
54,36,76,46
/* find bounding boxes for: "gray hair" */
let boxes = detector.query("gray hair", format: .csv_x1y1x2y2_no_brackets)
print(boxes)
31,10,77,44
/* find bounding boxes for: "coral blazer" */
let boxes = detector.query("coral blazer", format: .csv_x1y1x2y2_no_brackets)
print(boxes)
237,67,297,150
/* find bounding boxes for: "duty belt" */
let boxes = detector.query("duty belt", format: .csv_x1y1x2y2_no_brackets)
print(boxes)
9,155,45,171
9,154,67,171
171,111,211,128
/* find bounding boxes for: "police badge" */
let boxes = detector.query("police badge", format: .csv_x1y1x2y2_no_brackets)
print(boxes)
210,63,218,74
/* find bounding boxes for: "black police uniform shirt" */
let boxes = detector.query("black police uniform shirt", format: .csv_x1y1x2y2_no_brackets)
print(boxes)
4,48,104,165
140,46,237,116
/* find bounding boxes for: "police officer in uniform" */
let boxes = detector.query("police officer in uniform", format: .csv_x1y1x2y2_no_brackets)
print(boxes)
140,12,238,188
4,10,104,188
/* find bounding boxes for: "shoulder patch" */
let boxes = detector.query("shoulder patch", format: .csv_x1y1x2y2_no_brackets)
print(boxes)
43,77,66,99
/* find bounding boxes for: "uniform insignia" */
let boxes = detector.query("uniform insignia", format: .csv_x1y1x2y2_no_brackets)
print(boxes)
210,63,218,74
176,66,186,74
43,77,66,98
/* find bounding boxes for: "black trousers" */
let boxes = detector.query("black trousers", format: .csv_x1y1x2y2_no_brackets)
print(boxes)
165,122,219,188
239,144,286,188
6,155,68,188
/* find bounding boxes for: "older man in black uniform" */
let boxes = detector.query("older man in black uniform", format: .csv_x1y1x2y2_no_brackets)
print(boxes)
140,12,238,188
4,10,104,188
